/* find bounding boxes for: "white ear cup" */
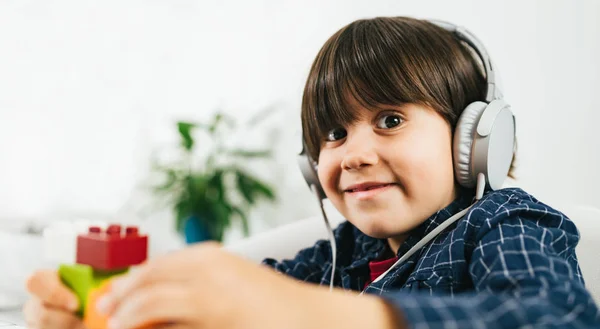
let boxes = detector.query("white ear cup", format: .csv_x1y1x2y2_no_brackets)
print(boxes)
473,100,515,190
454,100,515,190
298,141,326,200
453,101,487,188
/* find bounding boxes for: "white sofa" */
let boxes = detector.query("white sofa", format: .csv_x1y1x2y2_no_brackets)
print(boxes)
226,203,600,304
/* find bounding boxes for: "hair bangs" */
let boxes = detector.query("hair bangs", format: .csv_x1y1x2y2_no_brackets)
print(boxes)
302,20,426,161
301,17,489,166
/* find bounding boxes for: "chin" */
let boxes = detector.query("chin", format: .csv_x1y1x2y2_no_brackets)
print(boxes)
363,229,391,239
352,216,395,239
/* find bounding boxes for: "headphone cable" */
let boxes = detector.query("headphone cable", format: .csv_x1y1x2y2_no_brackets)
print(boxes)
311,184,337,292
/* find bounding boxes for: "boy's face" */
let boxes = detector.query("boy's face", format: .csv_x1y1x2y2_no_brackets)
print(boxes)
317,99,458,247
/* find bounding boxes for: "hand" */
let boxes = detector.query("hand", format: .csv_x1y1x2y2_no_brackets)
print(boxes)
24,269,87,329
96,242,403,329
96,242,304,329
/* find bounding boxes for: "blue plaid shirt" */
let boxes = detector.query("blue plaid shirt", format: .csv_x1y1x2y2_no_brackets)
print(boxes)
263,187,600,328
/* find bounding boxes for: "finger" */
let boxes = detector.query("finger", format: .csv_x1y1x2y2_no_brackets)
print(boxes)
152,324,190,329
22,298,42,328
23,297,85,329
108,283,195,329
108,242,222,305
26,269,79,311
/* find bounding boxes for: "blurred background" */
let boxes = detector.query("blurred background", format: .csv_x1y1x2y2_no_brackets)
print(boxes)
0,0,599,315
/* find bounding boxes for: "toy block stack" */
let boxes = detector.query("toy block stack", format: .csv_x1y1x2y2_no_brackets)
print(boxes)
58,224,148,329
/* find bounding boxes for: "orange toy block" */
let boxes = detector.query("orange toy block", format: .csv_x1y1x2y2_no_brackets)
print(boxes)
84,280,111,329
84,279,161,329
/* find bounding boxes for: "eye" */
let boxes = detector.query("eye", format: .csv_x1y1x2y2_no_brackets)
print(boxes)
376,113,403,129
325,127,347,141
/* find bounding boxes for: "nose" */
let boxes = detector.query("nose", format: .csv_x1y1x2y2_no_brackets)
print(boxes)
340,128,379,171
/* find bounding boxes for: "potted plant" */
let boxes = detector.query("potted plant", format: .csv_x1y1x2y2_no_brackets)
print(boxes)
151,112,277,243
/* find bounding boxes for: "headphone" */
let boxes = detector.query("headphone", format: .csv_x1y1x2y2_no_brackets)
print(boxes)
296,19,516,292
298,19,516,201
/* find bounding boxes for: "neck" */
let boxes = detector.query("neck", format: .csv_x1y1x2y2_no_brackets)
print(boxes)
386,233,407,256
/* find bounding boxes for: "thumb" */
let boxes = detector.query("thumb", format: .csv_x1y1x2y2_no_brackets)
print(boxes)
26,269,79,311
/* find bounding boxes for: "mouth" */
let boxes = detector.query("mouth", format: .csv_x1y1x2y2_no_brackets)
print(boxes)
344,182,396,193
343,182,397,200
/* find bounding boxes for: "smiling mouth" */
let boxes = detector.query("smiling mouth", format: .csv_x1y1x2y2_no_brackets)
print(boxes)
345,183,395,193
344,183,396,200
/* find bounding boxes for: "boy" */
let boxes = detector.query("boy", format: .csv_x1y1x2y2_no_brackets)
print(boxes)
24,16,599,329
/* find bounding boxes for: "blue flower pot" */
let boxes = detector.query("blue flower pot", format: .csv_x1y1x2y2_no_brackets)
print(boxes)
183,215,212,244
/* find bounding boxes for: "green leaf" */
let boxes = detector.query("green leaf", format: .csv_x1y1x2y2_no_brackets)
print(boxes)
177,121,197,151
225,149,272,159
208,112,236,135
208,114,221,135
207,201,231,241
174,195,193,232
205,170,225,203
234,170,276,205
230,205,250,236
153,169,180,192
188,175,209,213
235,171,256,205
251,179,276,201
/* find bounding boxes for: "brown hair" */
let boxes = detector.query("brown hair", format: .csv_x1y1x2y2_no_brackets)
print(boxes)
301,16,516,177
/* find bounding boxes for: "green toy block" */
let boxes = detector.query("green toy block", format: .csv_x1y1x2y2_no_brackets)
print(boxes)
59,264,127,316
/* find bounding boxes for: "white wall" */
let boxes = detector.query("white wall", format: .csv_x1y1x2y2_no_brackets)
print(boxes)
0,0,598,246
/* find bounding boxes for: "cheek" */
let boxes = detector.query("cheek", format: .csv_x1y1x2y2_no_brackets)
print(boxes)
317,150,339,195
399,130,455,182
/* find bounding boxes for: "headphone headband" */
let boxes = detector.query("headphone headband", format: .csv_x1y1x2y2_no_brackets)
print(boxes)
428,19,499,102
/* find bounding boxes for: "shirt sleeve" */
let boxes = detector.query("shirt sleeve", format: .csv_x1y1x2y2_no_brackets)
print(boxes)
380,198,600,328
261,221,356,284
261,237,333,284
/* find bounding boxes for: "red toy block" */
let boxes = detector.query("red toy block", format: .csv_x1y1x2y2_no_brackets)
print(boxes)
76,224,148,271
